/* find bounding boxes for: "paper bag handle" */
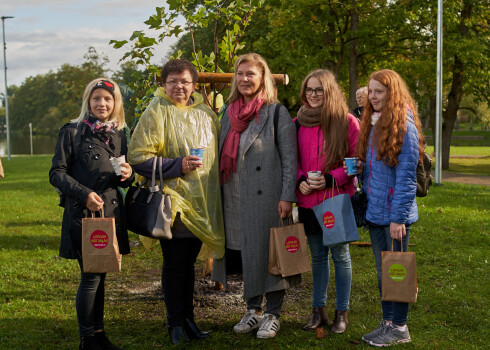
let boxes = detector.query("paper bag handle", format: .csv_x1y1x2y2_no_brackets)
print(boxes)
90,207,105,218
321,175,341,203
278,215,293,227
391,236,404,253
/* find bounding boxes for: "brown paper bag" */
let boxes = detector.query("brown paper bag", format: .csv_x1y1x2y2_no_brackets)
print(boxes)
269,218,311,277
381,240,417,303
82,209,121,273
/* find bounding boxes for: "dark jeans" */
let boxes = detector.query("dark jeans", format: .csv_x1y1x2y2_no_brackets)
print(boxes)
368,223,411,326
160,236,202,327
76,259,106,337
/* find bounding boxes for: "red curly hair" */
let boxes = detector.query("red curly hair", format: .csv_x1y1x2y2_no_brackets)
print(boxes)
356,69,424,167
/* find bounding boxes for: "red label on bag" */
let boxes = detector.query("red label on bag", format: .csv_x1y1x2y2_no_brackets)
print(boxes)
323,212,335,229
90,230,109,249
285,236,299,253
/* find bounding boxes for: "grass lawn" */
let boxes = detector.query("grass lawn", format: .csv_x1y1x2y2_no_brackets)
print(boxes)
424,146,490,176
0,156,489,349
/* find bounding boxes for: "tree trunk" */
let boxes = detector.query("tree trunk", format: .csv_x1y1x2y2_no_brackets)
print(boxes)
441,1,471,169
348,3,359,111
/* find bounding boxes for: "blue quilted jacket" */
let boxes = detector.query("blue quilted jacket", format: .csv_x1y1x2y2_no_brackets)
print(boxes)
360,112,419,226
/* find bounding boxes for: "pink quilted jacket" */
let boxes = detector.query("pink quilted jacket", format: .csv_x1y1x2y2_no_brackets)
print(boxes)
296,113,360,209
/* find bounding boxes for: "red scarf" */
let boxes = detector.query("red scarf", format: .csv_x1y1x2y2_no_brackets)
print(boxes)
220,95,264,184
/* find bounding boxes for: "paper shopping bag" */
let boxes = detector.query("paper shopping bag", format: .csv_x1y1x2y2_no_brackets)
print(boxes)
82,210,121,273
312,192,359,247
269,219,311,277
381,240,417,303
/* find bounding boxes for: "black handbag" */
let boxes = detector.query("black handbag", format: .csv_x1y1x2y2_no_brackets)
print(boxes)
125,157,172,239
351,180,368,228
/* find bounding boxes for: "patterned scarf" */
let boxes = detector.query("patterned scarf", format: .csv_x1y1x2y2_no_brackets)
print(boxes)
83,115,119,146
296,104,323,127
220,95,265,184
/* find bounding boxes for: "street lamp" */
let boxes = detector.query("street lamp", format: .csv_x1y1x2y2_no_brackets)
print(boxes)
2,15,14,160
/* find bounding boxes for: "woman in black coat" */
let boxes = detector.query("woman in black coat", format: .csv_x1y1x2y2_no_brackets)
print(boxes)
49,78,134,350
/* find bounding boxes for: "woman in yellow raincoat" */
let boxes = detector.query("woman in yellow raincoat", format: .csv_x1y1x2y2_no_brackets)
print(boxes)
128,59,224,345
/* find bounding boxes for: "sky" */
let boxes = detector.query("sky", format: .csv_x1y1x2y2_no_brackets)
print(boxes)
0,0,178,88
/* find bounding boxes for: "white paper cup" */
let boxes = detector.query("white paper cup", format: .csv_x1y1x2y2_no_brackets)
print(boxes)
110,155,125,176
307,171,321,178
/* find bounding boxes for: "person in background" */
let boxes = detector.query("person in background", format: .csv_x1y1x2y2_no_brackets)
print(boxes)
212,53,299,340
49,78,134,350
296,69,359,334
353,86,368,121
128,59,224,345
355,69,423,347
0,156,4,178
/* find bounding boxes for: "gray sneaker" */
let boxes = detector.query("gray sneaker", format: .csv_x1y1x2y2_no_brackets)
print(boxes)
362,321,389,343
233,309,264,334
369,323,411,347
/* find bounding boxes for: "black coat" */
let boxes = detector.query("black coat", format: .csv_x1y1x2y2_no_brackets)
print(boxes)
49,121,134,259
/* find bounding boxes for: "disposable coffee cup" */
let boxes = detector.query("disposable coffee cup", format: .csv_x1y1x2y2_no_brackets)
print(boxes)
307,171,321,178
110,155,125,176
190,148,205,163
345,157,358,175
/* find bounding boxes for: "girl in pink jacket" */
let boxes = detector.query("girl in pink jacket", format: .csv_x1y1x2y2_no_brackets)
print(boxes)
296,69,360,334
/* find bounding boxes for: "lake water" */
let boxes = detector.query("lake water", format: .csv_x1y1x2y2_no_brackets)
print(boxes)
0,133,58,156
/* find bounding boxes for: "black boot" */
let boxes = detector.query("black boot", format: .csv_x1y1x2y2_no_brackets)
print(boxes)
168,326,190,345
94,331,122,350
183,319,210,340
79,335,102,350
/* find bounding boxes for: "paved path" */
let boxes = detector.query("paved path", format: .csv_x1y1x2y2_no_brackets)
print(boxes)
435,171,490,187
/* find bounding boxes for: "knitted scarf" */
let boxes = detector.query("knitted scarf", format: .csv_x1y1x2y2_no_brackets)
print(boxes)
296,104,323,127
83,115,118,147
220,95,264,184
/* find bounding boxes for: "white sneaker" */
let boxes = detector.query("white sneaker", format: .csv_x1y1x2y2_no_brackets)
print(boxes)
233,309,264,334
256,313,280,339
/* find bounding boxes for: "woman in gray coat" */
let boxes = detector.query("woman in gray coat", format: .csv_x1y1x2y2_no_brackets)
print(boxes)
212,53,299,339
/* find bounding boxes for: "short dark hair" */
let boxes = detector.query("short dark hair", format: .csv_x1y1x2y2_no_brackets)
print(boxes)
161,59,198,84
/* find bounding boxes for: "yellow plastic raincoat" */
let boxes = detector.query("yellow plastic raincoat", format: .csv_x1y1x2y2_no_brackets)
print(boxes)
128,88,225,259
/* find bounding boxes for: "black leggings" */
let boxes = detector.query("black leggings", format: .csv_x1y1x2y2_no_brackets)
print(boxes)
76,259,106,337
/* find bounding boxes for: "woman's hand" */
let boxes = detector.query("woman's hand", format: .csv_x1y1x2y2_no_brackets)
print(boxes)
390,222,406,241
343,160,364,175
307,175,326,190
299,181,313,195
181,155,202,174
120,163,132,181
85,192,104,212
278,200,292,218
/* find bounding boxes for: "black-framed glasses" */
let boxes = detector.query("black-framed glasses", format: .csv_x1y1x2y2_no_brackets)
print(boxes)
305,88,324,96
165,80,194,86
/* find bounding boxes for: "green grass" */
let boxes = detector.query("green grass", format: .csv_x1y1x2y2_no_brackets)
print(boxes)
424,146,490,176
424,129,490,147
1,156,489,349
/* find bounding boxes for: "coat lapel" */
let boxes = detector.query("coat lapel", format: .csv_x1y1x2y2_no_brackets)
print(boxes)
241,104,271,156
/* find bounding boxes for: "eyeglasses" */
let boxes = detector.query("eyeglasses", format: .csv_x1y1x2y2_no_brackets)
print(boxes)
165,80,194,86
305,88,324,96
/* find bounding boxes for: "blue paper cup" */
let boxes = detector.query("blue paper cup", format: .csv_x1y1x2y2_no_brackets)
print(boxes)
190,148,205,163
345,157,358,175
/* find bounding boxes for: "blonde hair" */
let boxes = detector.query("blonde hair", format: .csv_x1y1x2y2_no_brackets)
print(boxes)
228,53,278,105
72,77,125,130
300,69,350,172
357,69,424,166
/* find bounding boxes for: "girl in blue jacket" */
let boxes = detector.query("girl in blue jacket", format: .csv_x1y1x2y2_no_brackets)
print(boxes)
355,69,424,347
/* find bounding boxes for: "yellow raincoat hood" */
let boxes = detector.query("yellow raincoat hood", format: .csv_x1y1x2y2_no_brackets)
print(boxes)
128,88,225,258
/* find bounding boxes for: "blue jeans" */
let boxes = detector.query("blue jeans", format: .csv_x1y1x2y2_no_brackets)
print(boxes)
76,259,105,337
307,234,352,310
369,223,411,325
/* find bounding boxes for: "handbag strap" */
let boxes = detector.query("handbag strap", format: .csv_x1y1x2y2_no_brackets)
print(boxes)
148,157,160,193
158,157,165,194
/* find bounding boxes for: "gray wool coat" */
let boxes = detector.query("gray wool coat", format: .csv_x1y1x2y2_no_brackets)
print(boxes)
212,103,301,299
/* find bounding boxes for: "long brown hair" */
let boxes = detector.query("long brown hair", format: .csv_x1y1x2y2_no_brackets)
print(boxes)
356,69,424,166
300,69,350,172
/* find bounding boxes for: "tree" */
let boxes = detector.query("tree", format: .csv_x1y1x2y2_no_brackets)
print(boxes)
110,0,265,117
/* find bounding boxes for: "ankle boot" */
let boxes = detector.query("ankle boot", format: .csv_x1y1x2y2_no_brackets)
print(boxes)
184,318,210,340
331,310,349,333
303,307,328,331
79,335,102,350
168,326,190,345
94,331,122,350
